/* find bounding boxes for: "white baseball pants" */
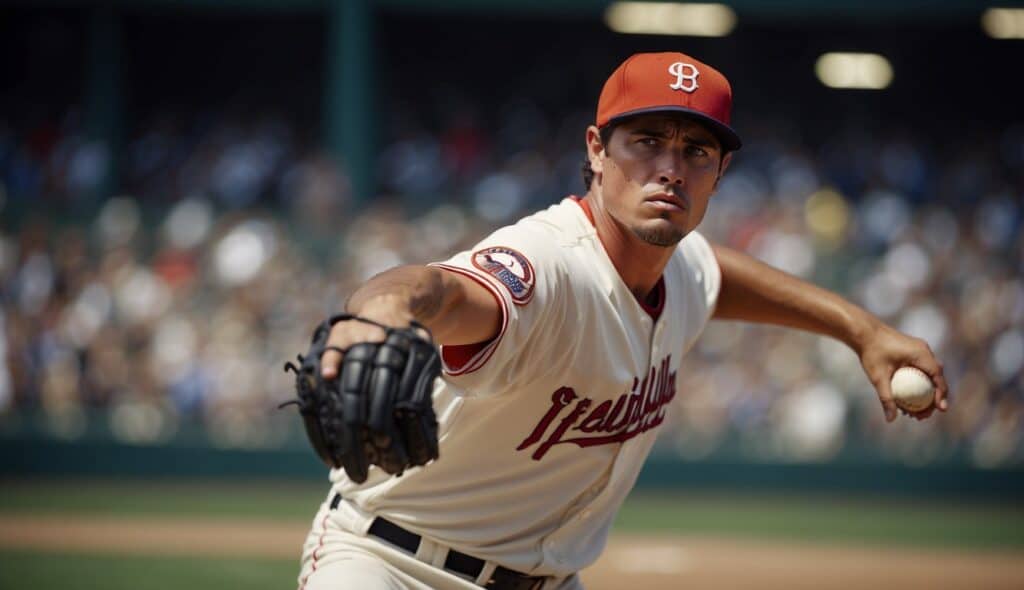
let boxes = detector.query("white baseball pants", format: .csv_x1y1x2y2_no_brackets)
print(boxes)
298,497,583,590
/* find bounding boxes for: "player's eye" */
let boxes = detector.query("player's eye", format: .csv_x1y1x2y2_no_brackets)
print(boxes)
685,145,709,158
637,137,660,147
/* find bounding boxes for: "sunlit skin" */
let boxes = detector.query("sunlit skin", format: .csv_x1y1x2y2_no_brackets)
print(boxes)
584,114,732,302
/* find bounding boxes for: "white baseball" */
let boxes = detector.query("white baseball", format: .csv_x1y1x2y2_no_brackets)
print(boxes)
890,366,935,412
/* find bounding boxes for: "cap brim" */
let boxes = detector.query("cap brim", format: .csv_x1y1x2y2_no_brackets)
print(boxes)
605,106,742,152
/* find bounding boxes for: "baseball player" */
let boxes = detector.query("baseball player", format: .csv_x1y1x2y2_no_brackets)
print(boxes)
293,52,949,590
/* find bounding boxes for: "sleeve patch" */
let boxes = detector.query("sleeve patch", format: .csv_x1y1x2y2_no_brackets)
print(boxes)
471,246,535,305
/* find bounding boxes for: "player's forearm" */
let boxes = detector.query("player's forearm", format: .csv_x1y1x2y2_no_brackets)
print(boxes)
345,265,499,345
346,265,448,324
710,244,880,353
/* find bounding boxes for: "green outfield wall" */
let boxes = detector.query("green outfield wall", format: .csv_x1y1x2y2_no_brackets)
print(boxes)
2,432,1021,499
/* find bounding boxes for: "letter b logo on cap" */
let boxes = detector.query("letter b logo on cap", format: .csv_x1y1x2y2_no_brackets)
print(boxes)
668,62,700,93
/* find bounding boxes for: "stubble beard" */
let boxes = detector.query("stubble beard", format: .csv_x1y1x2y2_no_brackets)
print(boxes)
631,214,686,247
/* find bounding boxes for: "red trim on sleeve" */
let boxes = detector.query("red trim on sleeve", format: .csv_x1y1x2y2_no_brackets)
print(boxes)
431,263,510,376
441,340,491,369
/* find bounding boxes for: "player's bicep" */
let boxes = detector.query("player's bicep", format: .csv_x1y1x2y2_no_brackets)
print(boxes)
430,265,503,346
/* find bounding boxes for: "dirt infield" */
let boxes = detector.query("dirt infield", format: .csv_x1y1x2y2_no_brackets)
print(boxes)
2,515,1023,590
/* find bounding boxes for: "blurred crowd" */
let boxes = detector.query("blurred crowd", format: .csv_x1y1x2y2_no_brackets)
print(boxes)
1,102,1022,468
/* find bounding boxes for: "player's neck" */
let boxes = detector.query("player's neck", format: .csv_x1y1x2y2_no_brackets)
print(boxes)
586,198,674,303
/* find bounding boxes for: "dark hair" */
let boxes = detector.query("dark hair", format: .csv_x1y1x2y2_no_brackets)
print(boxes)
581,124,617,191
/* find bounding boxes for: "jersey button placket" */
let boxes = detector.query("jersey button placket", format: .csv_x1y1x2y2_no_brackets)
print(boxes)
652,322,664,357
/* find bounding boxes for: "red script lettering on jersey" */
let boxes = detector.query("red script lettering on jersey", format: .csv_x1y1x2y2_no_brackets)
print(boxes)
516,355,677,460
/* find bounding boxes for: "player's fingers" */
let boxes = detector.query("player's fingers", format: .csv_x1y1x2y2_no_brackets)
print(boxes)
932,370,950,411
322,322,387,379
321,324,352,379
912,346,949,412
872,372,898,423
321,348,343,379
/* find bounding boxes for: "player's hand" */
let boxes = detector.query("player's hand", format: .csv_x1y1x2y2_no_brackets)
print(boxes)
281,302,441,482
320,296,414,380
855,320,949,423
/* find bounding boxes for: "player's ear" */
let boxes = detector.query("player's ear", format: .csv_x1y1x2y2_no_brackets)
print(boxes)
586,125,605,175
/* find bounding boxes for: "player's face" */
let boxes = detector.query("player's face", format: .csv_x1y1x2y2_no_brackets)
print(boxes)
587,114,731,247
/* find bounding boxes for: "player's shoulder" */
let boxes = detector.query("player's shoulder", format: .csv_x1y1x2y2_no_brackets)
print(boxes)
476,198,589,261
663,229,713,276
444,199,584,305
668,229,720,290
674,229,716,261
497,198,589,241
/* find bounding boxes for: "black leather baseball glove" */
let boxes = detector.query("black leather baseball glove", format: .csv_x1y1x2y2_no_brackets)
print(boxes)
281,314,441,483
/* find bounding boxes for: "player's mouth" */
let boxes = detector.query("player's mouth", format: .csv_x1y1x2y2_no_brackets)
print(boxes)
643,192,688,213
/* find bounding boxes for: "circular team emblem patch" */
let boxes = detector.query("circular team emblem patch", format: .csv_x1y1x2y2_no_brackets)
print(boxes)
472,246,535,305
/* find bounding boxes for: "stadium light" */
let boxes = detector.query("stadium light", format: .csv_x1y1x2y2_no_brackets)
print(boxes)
814,53,893,90
982,8,1024,39
605,2,737,37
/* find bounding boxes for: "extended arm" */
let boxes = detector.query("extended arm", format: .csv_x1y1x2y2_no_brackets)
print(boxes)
321,265,501,379
710,244,949,421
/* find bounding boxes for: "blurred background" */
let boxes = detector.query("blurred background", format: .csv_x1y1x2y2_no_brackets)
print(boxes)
1,1,1023,589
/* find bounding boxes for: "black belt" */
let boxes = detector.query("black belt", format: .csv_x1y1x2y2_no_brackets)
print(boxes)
330,493,548,590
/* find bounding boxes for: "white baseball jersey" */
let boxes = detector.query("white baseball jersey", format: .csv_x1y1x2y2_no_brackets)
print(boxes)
327,197,720,577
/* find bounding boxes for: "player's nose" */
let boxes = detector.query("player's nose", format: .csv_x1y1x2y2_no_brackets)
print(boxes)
658,169,685,186
657,152,686,185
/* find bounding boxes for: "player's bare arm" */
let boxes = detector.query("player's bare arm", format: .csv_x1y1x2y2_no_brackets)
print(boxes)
710,243,949,422
320,265,501,379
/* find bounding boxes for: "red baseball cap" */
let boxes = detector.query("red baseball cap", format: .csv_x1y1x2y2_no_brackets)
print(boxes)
596,52,741,151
